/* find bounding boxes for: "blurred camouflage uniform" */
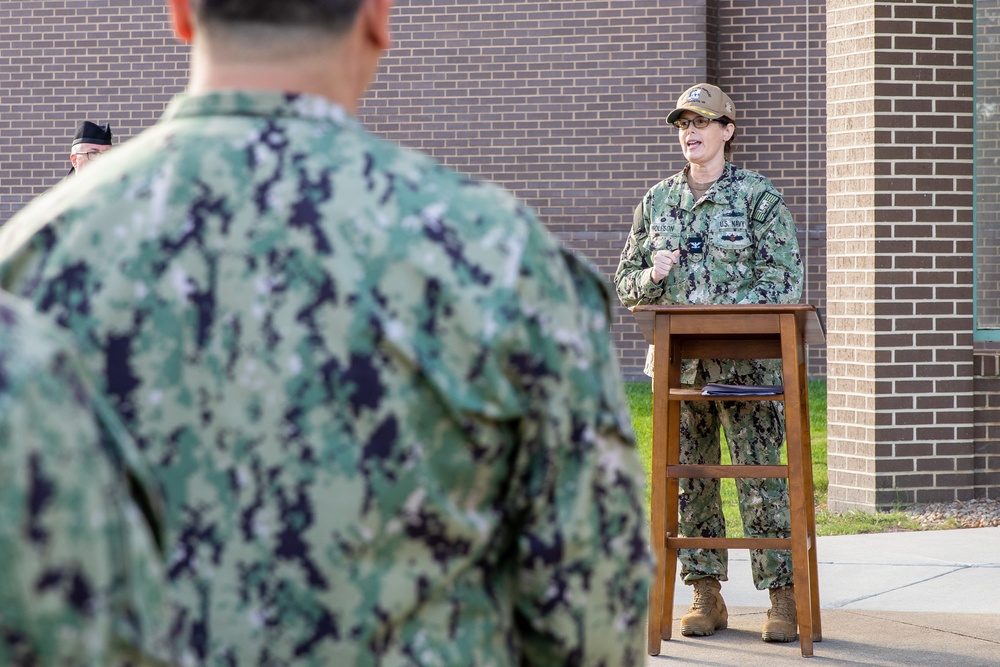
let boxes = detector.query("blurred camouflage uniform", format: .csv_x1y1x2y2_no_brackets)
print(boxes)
0,294,168,667
0,90,652,666
615,162,803,590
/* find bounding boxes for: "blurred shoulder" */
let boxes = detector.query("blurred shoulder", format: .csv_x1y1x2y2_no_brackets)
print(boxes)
0,294,70,382
365,131,538,230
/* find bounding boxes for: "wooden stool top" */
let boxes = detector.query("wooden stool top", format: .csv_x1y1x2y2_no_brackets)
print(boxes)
631,303,826,347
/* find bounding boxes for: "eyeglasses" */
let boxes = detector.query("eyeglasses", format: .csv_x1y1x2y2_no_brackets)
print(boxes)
672,117,720,130
72,150,106,161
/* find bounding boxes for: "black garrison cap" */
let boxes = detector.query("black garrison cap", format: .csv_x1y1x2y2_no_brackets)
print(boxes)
72,121,113,147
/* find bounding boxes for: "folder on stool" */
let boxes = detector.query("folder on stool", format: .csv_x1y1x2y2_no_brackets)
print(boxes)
701,383,783,396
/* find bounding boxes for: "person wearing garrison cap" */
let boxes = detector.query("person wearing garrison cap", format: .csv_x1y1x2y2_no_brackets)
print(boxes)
69,121,113,174
615,83,804,645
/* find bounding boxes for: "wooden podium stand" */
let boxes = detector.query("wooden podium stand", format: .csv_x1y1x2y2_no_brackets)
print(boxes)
632,304,825,657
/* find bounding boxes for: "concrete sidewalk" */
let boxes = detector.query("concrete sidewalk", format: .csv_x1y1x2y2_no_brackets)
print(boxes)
646,526,1000,666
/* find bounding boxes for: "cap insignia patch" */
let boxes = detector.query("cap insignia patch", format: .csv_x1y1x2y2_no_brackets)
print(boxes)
686,88,710,103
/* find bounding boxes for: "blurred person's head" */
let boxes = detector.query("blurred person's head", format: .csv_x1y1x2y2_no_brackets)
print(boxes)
169,0,392,112
69,121,113,174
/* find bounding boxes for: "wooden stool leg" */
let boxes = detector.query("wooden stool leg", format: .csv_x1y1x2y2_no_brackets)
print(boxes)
648,318,683,653
807,495,823,641
788,483,814,657
780,314,819,656
660,325,682,642
662,475,679,641
662,556,677,641
646,536,665,654
802,390,823,642
799,364,822,643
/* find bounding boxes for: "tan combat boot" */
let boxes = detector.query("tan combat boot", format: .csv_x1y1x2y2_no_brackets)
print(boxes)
761,585,798,642
680,577,728,637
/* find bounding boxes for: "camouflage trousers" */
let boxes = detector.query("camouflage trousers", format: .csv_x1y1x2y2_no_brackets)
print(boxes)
675,359,793,590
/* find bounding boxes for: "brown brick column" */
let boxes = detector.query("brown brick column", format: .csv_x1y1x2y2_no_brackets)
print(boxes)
826,0,975,511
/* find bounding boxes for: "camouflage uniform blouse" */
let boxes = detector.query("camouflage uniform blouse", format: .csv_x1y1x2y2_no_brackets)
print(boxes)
615,162,803,379
0,91,651,666
0,295,167,667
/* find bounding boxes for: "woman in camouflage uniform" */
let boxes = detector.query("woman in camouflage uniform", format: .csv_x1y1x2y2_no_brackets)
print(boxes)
615,83,804,644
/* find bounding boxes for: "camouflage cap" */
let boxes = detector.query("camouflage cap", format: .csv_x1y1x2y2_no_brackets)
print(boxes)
665,84,736,125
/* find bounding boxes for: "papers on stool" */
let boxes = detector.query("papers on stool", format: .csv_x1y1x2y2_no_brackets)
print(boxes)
701,383,783,396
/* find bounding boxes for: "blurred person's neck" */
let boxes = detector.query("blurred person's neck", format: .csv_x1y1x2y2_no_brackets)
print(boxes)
187,31,376,114
171,0,392,115
188,47,363,113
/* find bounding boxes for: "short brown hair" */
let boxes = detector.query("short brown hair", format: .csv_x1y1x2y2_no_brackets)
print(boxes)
193,0,363,33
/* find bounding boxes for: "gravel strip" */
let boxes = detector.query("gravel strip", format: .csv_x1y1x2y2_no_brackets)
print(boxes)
902,498,1000,529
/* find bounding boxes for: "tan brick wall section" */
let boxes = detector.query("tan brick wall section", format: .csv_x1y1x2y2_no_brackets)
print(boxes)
826,0,879,509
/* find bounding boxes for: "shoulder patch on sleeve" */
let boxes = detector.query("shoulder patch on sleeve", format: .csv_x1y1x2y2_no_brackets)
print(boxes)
751,191,781,223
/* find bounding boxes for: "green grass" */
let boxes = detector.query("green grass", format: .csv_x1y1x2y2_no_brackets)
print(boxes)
625,379,937,536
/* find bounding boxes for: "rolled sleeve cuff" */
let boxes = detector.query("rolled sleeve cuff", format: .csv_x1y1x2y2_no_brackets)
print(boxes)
641,268,664,299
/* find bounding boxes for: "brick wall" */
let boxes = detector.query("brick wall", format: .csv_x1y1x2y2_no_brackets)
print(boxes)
361,0,714,382
0,0,187,221
1,2,996,506
1,0,828,382
359,0,829,380
827,0,976,511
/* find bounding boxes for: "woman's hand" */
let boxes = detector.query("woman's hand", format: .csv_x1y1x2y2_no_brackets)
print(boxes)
650,248,681,282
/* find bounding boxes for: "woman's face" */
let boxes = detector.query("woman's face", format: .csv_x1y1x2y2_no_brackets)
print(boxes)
677,111,734,167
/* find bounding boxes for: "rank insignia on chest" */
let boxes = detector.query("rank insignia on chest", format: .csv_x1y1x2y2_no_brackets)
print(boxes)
686,235,705,254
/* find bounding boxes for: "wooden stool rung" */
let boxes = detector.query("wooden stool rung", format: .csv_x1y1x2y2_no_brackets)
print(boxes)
666,536,792,550
667,464,788,478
